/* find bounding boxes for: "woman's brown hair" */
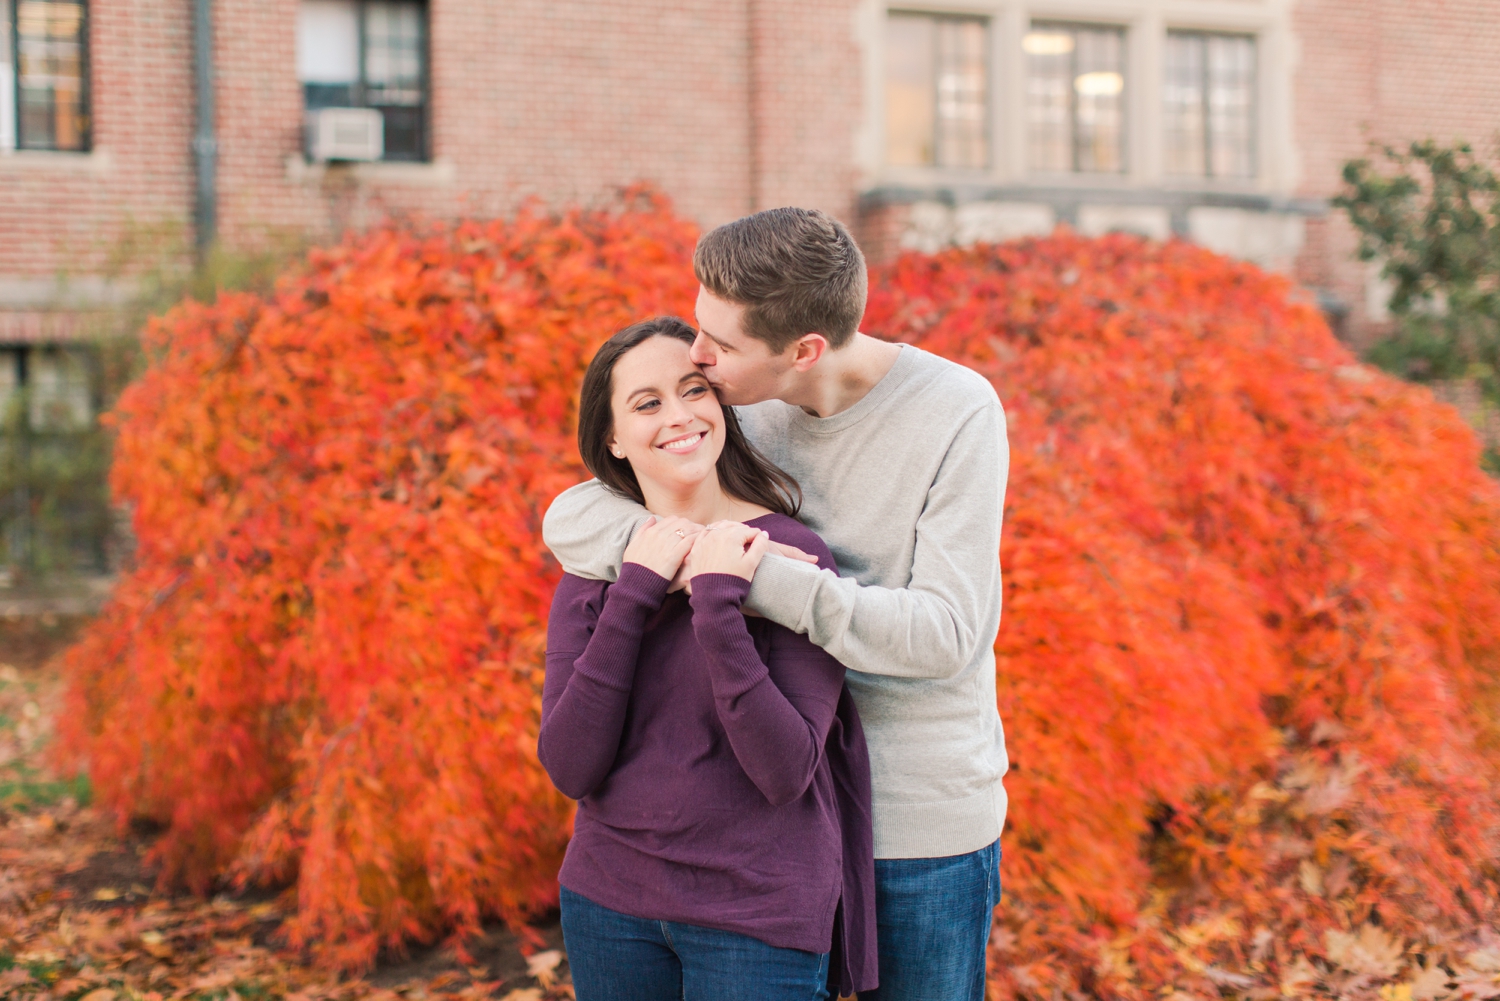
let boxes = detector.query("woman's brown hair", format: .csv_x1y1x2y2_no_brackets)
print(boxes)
576,316,801,518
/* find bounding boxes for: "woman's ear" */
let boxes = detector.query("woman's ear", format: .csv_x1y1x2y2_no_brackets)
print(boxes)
607,437,624,459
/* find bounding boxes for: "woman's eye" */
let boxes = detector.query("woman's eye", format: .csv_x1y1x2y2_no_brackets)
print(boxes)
635,399,660,412
684,386,708,399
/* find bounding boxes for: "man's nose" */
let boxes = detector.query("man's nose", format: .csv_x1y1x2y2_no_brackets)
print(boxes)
689,331,714,366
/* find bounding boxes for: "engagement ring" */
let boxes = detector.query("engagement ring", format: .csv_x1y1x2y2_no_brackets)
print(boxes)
675,529,686,538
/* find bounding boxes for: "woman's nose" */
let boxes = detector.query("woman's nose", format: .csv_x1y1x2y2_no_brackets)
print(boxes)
661,395,693,425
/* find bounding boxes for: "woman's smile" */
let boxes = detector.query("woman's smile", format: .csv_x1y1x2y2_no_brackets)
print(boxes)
657,430,707,453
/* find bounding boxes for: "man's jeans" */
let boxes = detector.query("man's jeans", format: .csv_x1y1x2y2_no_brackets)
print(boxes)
560,886,831,1001
861,840,1002,1001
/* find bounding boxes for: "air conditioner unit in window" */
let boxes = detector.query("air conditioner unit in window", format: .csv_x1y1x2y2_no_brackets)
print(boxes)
306,107,383,162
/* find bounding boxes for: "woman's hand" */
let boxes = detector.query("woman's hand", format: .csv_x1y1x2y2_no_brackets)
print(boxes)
622,516,703,580
688,522,770,582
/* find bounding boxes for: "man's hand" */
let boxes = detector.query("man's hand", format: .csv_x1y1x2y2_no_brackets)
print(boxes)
767,541,819,565
688,522,770,582
622,516,703,580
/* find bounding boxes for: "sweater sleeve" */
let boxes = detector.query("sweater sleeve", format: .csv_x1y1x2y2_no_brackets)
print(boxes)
538,565,670,800
744,401,1008,681
541,479,651,583
688,573,845,808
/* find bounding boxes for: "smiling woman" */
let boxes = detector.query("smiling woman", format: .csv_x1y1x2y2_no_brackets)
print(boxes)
540,314,877,999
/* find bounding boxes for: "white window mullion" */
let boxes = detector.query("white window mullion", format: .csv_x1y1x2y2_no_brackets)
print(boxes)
1,0,15,152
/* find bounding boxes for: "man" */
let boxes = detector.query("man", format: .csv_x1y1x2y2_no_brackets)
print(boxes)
542,207,1009,1000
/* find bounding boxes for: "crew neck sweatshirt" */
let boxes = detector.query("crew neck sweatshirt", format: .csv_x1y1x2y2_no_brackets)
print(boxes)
543,344,1010,860
538,514,877,996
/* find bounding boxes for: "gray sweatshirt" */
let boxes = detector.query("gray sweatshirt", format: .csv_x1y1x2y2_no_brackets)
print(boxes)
541,344,1009,859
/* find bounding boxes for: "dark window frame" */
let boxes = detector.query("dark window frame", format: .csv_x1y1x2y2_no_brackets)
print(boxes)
1025,20,1129,175
10,0,92,153
301,0,431,163
1164,29,1257,181
885,9,992,171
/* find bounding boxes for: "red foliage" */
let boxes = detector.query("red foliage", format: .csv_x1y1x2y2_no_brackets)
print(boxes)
61,198,1500,989
866,235,1500,995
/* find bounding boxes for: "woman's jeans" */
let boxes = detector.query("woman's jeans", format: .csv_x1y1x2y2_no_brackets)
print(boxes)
560,886,831,1001
862,840,1002,1001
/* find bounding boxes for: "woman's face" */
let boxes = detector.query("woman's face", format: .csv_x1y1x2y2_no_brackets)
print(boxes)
608,335,726,495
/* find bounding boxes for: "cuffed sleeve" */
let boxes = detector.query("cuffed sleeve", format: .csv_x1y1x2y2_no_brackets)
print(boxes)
541,479,652,583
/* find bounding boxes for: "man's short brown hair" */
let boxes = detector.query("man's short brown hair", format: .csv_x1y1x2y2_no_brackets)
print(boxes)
693,207,868,352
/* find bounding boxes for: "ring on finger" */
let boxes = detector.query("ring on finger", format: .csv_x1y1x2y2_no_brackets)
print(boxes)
674,529,686,538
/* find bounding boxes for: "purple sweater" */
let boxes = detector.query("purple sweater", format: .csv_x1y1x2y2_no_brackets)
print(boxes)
539,513,876,995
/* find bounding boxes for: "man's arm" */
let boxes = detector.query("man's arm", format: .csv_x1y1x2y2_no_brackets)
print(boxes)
746,402,1008,681
541,480,651,582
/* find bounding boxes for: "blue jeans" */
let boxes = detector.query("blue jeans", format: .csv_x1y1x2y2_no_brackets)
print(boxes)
560,886,831,1001
861,840,1002,1001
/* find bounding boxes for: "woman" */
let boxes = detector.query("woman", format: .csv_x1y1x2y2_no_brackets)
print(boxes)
538,316,876,1000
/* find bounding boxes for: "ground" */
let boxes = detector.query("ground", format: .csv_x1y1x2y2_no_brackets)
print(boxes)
0,615,575,1001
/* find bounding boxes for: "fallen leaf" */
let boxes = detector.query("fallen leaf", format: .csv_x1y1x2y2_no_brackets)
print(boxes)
92,887,121,901
500,990,542,1001
1326,924,1404,979
79,989,118,1001
0,968,33,990
1407,960,1453,1001
139,929,173,959
1299,860,1323,896
527,948,563,987
1323,856,1354,898
1282,955,1320,996
1205,966,1256,989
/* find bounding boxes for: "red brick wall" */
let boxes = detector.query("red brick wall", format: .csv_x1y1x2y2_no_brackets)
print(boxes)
0,0,865,301
750,0,862,221
1292,0,1500,346
0,0,195,281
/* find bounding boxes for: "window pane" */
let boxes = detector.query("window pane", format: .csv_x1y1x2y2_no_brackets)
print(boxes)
1073,27,1124,173
299,0,358,110
0,351,18,423
364,0,425,160
934,18,987,169
298,0,359,83
1207,34,1255,178
886,13,934,167
364,1,423,105
16,0,88,152
1163,33,1205,176
1024,27,1072,172
28,348,91,431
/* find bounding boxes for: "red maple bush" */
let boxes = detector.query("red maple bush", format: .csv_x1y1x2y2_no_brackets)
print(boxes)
866,236,1500,996
62,197,1500,990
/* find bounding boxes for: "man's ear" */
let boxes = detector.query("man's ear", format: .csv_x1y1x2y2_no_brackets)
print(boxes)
788,333,829,372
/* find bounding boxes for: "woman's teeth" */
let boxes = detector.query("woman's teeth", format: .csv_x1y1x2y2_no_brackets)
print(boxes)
660,432,704,452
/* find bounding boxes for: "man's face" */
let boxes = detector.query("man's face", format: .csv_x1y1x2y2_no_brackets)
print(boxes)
690,286,792,406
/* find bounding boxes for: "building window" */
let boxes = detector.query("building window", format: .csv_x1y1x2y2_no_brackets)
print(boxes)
1164,31,1255,179
885,11,988,169
7,0,89,152
297,0,428,161
1024,23,1125,174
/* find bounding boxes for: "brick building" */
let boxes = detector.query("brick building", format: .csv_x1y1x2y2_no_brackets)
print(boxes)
3,0,1500,383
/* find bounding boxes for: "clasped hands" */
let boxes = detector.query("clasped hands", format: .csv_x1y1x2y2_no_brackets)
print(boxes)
622,515,817,589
